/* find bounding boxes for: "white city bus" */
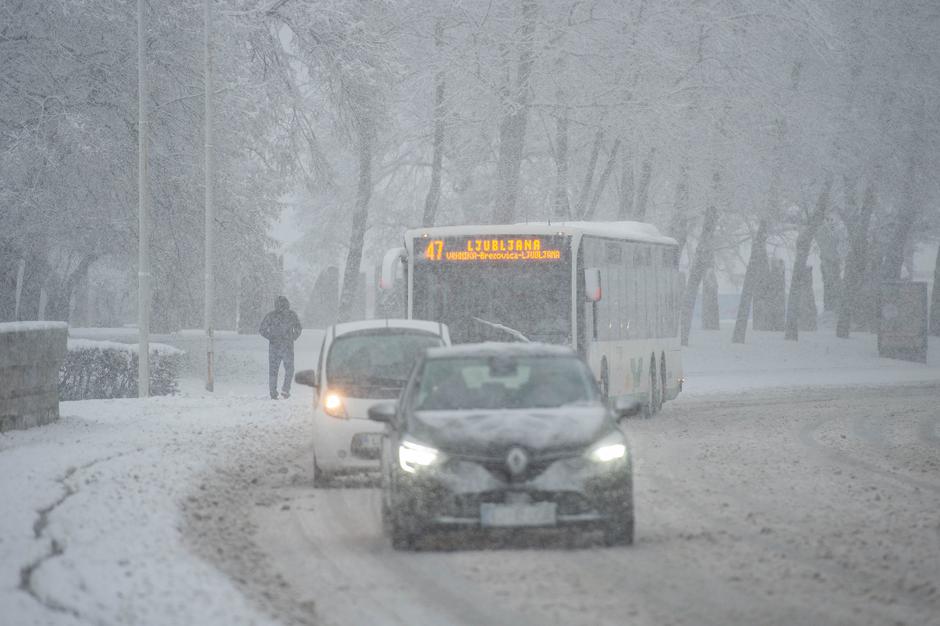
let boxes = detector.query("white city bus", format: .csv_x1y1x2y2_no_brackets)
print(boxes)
380,221,683,414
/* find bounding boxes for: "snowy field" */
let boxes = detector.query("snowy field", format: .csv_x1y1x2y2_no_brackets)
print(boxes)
2,326,939,625
682,323,940,393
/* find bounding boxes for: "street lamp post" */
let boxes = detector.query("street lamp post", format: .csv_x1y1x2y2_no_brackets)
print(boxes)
137,0,151,398
204,0,215,392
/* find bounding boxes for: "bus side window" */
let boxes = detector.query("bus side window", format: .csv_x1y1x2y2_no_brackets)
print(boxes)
653,247,662,338
633,246,646,339
619,242,628,340
623,243,634,340
609,260,620,341
646,246,652,339
597,245,611,341
584,241,599,342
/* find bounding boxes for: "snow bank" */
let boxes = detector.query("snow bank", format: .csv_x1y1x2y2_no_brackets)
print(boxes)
0,321,68,334
67,337,183,356
0,392,309,625
681,322,940,395
60,339,183,400
68,328,325,385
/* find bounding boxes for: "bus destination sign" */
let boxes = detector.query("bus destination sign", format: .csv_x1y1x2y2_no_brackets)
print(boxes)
419,236,563,262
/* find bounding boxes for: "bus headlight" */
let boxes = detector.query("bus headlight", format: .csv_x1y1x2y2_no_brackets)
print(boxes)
398,438,444,473
588,432,628,463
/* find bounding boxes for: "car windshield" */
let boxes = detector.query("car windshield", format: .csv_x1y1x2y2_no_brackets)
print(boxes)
326,330,442,394
413,355,600,411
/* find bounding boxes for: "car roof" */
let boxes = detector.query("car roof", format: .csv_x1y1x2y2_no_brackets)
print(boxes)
425,341,577,359
327,318,447,338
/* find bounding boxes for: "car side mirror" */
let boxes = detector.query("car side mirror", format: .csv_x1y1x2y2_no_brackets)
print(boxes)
368,402,397,423
294,369,318,388
613,397,642,419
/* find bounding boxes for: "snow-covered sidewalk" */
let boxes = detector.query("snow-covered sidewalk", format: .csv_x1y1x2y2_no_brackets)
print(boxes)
681,324,940,394
0,392,309,625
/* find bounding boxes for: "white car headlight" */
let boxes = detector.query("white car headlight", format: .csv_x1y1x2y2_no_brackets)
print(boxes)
588,432,628,463
398,438,444,473
321,390,347,418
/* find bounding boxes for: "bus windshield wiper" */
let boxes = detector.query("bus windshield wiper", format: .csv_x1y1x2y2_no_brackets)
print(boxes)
471,317,530,342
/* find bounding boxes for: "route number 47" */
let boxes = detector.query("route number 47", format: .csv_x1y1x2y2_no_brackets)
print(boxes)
424,240,443,261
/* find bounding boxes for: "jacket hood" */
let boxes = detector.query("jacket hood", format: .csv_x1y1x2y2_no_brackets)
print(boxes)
409,405,612,458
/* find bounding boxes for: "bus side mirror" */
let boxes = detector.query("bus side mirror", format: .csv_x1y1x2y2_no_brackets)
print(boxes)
584,268,602,302
380,247,406,290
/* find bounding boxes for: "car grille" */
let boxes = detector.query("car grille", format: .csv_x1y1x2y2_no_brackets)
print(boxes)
480,458,553,483
448,448,582,483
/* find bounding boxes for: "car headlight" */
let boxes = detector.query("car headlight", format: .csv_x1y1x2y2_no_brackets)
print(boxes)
322,391,347,419
588,431,628,463
398,438,444,473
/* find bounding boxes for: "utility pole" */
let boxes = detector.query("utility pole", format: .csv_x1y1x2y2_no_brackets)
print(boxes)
204,0,215,392
13,259,25,320
137,0,151,398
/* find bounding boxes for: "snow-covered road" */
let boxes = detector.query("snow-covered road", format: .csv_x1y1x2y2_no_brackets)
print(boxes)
198,383,940,626
3,326,940,625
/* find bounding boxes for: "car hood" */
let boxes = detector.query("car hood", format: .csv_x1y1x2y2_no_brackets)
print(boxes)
342,397,390,421
409,405,612,458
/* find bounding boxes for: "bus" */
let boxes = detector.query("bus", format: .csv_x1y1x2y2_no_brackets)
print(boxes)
380,221,683,414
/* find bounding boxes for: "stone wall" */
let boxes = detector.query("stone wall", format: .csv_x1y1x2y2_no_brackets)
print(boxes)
0,322,68,432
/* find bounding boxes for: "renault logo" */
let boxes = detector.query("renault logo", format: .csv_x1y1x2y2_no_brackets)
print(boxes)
506,447,528,476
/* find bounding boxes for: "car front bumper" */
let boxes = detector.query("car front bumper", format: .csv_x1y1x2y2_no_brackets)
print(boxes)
392,453,632,529
312,411,384,474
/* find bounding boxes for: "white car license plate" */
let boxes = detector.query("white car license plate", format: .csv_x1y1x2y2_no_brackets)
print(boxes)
480,502,557,527
350,432,382,459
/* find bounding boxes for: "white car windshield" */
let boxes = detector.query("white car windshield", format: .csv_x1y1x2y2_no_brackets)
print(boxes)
326,329,442,393
414,355,601,411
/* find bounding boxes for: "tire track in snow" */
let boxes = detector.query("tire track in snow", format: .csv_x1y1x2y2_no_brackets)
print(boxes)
244,385,940,625
261,484,539,626
798,415,940,496
917,413,940,444
629,389,940,623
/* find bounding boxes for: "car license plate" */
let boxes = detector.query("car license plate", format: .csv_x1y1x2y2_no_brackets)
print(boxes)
350,432,382,459
480,502,557,527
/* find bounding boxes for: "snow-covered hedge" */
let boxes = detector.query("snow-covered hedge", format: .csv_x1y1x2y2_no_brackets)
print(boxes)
59,339,184,400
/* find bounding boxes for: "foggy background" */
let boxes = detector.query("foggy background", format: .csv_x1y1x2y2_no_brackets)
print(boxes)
2,0,938,339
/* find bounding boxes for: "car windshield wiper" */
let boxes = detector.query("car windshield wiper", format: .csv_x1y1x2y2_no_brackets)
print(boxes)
331,376,406,389
359,376,408,387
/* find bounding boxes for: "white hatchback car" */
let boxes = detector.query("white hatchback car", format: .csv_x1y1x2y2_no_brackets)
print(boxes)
294,319,450,486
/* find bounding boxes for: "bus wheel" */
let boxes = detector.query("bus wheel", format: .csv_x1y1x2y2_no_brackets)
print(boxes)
600,357,610,404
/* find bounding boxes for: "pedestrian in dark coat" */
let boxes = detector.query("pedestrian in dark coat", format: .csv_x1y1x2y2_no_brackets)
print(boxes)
259,295,302,399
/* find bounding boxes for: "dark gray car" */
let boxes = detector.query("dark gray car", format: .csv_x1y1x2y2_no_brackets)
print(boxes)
368,343,640,550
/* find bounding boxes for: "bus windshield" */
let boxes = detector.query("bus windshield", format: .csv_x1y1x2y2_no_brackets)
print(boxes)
412,236,571,344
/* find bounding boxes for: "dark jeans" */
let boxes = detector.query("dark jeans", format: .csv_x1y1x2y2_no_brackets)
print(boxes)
269,343,294,396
